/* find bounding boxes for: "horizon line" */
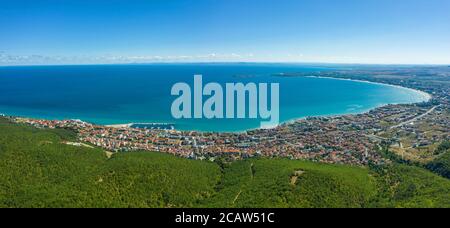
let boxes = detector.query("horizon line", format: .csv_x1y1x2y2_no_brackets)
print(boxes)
1,61,449,68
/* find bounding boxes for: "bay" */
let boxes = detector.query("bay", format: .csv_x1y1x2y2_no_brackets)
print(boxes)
0,63,429,132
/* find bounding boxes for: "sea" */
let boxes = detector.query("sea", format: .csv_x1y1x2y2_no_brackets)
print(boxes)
0,63,430,132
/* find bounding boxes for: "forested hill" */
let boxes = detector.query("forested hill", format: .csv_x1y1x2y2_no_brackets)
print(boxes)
0,117,449,208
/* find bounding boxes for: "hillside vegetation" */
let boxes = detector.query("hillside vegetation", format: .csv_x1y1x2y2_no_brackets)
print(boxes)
0,117,449,208
426,150,450,179
0,118,220,207
202,160,377,208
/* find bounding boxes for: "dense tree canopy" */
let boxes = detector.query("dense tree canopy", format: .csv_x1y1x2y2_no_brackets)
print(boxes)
0,118,449,208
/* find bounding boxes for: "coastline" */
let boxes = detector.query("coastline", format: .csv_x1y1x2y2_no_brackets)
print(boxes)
107,76,430,134
216,76,433,134
0,76,432,134
302,75,432,102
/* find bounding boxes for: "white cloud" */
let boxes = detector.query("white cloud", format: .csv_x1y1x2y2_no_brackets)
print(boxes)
0,53,260,65
1,52,449,65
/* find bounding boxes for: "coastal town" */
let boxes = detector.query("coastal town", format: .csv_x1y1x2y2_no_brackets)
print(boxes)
6,67,450,166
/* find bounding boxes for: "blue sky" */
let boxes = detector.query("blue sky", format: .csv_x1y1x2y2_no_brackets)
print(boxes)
1,0,450,65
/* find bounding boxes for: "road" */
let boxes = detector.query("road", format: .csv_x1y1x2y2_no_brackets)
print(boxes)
390,105,440,130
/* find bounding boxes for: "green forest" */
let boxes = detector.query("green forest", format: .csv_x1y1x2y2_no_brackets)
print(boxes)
0,117,449,208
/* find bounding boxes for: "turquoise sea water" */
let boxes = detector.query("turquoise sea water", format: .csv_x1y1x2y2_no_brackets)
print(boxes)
0,64,429,132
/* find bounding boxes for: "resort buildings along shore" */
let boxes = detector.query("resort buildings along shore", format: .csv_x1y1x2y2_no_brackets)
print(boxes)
7,66,449,166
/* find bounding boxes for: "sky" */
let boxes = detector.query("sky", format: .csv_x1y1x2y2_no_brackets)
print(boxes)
1,0,450,65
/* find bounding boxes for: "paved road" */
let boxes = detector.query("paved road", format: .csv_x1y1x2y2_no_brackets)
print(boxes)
390,105,440,130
